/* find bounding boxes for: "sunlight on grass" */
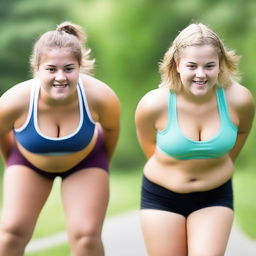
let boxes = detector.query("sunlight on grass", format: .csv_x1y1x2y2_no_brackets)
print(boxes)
107,169,142,216
32,178,66,238
233,167,256,239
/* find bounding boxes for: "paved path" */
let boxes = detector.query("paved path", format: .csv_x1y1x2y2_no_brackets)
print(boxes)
26,211,256,255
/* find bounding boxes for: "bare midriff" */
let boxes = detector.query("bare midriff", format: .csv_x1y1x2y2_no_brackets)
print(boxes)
16,128,98,173
143,148,234,193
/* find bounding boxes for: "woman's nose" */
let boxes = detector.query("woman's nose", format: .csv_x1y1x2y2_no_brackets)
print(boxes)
195,68,206,78
55,70,66,81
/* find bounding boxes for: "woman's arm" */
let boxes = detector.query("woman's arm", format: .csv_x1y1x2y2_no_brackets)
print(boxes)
0,132,14,163
135,91,159,159
81,75,120,161
98,88,120,161
0,82,30,162
228,85,255,162
0,96,18,163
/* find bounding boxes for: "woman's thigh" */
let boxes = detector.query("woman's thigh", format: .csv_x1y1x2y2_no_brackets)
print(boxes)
0,165,54,236
61,168,109,235
140,209,187,256
187,206,234,256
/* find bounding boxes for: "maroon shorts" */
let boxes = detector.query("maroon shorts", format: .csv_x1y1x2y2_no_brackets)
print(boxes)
7,130,109,179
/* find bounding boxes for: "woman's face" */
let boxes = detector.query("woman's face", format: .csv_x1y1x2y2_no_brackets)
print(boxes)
176,45,220,97
37,48,80,102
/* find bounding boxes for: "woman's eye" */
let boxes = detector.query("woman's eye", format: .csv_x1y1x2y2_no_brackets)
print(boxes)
47,68,55,72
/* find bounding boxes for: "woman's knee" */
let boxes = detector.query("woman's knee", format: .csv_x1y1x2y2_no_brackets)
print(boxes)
0,223,32,249
74,233,101,251
69,227,102,251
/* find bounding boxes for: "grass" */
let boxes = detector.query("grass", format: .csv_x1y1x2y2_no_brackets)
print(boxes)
30,178,66,238
233,167,256,239
107,169,142,215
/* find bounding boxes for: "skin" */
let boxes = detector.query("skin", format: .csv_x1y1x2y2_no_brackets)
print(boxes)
135,45,255,255
0,48,120,256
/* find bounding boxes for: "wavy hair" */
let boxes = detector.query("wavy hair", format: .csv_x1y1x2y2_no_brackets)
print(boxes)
159,23,240,92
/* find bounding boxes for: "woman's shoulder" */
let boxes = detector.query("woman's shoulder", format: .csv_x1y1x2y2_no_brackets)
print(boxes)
225,81,254,107
0,79,34,125
225,81,255,116
136,87,169,118
80,74,120,109
0,79,34,106
80,74,113,92
80,74,118,98
137,87,169,109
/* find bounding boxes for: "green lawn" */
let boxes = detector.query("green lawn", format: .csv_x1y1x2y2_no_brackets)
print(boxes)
233,167,256,239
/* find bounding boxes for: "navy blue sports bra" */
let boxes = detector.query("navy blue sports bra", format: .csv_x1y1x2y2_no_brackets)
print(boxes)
156,88,238,160
14,78,96,155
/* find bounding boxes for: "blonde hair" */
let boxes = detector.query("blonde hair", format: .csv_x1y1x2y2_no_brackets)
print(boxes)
159,23,240,92
30,21,94,75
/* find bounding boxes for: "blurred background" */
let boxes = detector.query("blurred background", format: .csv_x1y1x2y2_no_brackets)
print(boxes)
0,0,255,255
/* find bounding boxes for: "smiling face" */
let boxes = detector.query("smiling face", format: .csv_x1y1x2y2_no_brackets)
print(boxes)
37,48,80,102
176,44,220,97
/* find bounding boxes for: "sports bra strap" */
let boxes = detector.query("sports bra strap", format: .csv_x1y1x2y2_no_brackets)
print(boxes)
216,88,237,129
167,92,177,128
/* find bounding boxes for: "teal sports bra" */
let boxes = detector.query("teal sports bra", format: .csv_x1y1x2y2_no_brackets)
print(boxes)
156,88,238,160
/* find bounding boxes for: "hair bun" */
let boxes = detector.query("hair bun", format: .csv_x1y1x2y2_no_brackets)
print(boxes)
56,21,85,42
58,24,74,34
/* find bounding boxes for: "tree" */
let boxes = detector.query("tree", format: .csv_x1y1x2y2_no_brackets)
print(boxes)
0,0,71,94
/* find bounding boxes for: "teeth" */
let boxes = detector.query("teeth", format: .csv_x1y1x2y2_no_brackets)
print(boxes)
53,84,67,87
193,81,207,85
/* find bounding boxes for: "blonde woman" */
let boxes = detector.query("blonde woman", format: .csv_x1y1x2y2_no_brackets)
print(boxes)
0,22,120,256
135,23,254,256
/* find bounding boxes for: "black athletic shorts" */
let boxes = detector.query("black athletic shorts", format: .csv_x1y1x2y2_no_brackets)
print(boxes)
141,175,233,217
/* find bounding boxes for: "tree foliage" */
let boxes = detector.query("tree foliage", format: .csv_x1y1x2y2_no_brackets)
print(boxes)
0,0,71,93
